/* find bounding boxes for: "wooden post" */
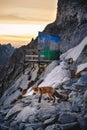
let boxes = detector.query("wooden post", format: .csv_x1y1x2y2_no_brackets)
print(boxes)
38,50,40,69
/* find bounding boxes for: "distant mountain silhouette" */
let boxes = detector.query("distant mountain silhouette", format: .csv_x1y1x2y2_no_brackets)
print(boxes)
0,43,15,64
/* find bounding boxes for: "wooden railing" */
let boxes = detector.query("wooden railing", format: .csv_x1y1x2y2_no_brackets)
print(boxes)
25,54,51,63
25,55,38,61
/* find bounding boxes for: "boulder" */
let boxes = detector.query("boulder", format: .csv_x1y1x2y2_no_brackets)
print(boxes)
15,106,37,122
5,103,24,120
59,122,79,130
78,115,87,130
58,112,77,124
45,124,60,130
25,123,44,130
44,117,57,126
25,127,33,130
74,72,87,90
56,102,72,112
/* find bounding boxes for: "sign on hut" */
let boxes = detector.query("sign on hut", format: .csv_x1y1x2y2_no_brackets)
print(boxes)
38,32,61,60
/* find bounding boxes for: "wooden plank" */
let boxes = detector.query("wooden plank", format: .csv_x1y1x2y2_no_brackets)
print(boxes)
24,54,52,64
24,59,51,63
25,55,38,58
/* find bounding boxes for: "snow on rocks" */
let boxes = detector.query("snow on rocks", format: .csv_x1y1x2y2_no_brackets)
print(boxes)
31,66,39,81
24,60,71,96
19,74,29,90
15,106,37,122
24,88,34,96
40,60,59,80
60,36,87,61
76,62,87,76
39,61,71,87
3,90,21,106
1,67,39,105
5,103,24,120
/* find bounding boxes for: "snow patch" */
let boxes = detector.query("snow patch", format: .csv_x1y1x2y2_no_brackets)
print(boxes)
40,61,59,80
23,88,34,97
60,37,87,61
19,74,29,89
31,67,38,81
76,62,87,74
39,61,71,87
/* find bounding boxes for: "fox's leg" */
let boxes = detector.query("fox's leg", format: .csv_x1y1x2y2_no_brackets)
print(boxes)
48,94,53,102
52,95,55,103
38,94,42,103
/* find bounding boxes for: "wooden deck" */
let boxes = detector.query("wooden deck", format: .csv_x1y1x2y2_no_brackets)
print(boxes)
24,54,51,64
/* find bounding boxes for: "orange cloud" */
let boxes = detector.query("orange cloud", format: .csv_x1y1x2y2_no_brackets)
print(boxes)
0,34,33,47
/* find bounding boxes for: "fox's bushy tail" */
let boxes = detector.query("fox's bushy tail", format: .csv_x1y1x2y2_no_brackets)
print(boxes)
54,90,68,100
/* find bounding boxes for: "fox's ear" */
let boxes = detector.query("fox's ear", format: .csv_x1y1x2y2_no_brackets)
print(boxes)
36,86,39,89
33,86,38,90
39,87,42,92
33,87,36,90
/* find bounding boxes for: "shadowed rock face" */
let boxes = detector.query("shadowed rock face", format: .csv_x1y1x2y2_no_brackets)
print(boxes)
57,0,87,25
0,41,38,97
44,0,87,52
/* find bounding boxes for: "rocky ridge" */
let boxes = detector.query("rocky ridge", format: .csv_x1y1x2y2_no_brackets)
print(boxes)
0,40,37,97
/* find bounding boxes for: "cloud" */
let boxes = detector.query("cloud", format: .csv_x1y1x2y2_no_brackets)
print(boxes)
0,0,57,24
0,10,56,24
0,0,57,10
0,34,33,47
0,0,57,47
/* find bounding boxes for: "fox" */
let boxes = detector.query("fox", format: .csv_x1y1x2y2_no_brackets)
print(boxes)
33,86,68,103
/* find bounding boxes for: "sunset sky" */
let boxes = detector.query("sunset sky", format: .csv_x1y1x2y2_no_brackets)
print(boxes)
0,0,57,47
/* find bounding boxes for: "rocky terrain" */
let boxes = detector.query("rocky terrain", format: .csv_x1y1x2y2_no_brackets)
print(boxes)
0,40,37,97
0,38,87,130
0,0,87,130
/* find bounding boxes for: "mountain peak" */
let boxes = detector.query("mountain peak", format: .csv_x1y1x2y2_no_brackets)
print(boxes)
0,44,15,64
